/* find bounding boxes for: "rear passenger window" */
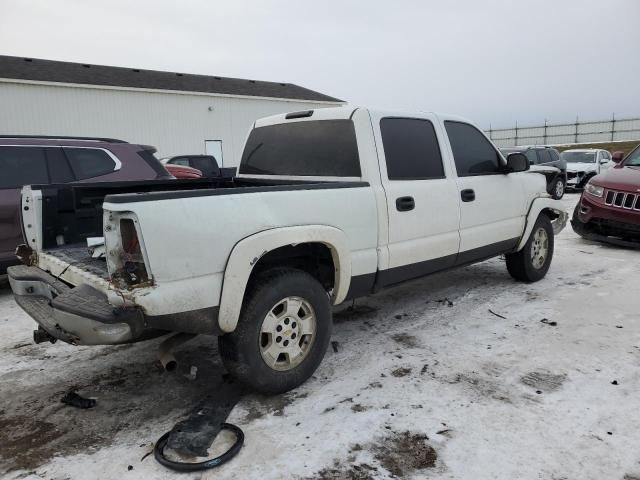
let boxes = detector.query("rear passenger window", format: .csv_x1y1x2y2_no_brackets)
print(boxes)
549,149,560,161
380,118,445,180
537,150,552,164
46,148,75,183
64,148,116,180
444,121,501,176
0,146,48,189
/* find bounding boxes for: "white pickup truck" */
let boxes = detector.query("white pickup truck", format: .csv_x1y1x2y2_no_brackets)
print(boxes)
8,106,567,393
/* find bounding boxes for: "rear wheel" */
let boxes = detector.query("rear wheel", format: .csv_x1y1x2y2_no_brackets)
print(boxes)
218,267,332,394
506,215,554,282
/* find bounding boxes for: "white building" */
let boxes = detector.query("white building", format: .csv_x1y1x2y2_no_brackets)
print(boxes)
0,55,343,167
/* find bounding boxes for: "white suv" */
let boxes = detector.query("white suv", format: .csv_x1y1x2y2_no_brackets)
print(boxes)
561,148,613,190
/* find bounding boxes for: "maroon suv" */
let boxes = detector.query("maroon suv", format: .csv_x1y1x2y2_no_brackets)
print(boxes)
0,136,171,274
572,144,640,247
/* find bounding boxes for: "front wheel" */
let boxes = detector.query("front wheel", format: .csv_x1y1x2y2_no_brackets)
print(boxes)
506,215,554,282
552,177,565,199
218,267,332,394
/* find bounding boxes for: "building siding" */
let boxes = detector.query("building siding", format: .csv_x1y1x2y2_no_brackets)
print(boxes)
0,80,341,166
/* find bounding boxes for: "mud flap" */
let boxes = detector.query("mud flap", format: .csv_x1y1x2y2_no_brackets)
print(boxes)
165,381,248,457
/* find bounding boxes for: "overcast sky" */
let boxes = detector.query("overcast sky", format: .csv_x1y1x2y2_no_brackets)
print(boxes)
1,0,639,128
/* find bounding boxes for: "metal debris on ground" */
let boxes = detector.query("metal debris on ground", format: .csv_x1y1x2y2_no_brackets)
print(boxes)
60,391,97,409
488,309,507,319
540,318,558,326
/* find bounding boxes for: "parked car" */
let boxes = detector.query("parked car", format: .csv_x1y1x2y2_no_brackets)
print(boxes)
162,155,220,177
161,154,237,179
571,144,640,247
561,148,613,190
7,107,567,394
0,136,171,275
500,146,567,199
164,163,203,179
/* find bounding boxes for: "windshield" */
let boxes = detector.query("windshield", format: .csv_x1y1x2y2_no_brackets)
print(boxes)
625,146,640,167
561,151,596,163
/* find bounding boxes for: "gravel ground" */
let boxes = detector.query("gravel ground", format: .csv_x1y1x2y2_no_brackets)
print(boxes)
1,193,639,480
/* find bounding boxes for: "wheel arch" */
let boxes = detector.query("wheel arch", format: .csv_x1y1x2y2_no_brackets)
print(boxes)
517,197,568,251
218,225,351,333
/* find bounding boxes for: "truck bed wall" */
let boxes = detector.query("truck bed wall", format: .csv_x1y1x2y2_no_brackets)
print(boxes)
104,183,380,289
34,177,311,250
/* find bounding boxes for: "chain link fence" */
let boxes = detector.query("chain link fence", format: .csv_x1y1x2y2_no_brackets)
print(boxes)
487,116,640,148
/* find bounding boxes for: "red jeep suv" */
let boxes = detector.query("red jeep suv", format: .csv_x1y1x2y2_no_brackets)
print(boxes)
572,144,640,247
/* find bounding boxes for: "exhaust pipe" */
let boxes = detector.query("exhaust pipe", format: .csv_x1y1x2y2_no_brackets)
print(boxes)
158,333,196,371
33,327,57,344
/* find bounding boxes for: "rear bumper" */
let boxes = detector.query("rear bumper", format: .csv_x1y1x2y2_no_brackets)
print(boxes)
566,172,589,189
7,265,222,345
8,265,147,345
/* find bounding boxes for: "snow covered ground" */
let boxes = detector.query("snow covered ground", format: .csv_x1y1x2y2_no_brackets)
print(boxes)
1,193,639,480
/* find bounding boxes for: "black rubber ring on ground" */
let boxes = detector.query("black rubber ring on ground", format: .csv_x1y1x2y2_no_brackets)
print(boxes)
153,422,244,472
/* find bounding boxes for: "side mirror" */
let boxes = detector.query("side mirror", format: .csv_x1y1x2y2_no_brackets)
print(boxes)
506,152,529,173
612,151,624,163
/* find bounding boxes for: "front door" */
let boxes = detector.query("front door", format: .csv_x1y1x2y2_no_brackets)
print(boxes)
372,113,461,286
442,121,526,264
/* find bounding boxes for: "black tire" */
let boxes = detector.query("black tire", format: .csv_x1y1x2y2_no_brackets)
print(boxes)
551,177,565,199
505,215,554,282
577,173,594,190
570,202,589,239
218,267,332,394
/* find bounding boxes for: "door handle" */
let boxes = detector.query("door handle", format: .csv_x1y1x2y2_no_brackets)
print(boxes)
461,189,475,202
396,196,415,212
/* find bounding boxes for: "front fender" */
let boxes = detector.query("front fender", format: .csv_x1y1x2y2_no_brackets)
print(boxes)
218,225,351,333
517,197,568,251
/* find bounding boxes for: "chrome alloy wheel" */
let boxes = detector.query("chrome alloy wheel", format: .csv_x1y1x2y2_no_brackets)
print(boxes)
555,180,564,198
259,296,317,371
531,227,549,269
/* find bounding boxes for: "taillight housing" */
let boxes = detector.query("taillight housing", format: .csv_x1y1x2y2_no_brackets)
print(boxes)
117,219,149,286
104,216,151,288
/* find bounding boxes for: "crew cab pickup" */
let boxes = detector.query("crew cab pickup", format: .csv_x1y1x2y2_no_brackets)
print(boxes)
8,106,568,394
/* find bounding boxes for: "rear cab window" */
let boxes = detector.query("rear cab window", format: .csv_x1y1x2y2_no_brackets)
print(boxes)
190,156,220,177
239,120,361,177
380,117,445,180
0,146,49,189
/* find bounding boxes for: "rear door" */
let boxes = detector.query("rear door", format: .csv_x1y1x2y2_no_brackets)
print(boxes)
0,146,49,267
537,149,553,167
372,113,461,286
442,120,526,263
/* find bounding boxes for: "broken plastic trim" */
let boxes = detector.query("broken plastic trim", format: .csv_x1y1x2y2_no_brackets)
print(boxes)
153,423,244,472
